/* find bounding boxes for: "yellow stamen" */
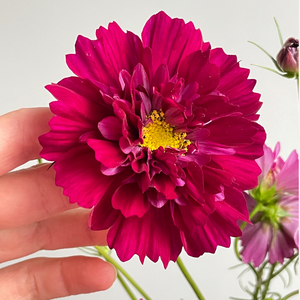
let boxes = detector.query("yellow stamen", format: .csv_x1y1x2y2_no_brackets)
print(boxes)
141,109,191,151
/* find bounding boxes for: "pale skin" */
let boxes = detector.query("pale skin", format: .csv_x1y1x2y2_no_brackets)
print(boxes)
0,108,117,299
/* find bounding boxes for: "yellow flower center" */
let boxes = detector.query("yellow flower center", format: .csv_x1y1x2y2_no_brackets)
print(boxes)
141,110,191,151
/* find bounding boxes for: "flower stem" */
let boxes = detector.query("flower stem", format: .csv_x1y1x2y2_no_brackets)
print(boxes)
176,256,206,300
262,252,298,283
234,237,242,261
117,272,137,300
261,263,276,299
282,290,299,300
94,246,152,300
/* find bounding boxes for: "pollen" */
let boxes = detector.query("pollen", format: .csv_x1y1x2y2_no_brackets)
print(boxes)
141,110,191,151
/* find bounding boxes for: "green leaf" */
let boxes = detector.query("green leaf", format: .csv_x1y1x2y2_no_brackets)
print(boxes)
248,41,283,71
274,17,284,47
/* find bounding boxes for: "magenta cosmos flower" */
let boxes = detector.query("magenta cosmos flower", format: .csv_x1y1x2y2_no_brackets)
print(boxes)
40,11,266,267
241,143,299,267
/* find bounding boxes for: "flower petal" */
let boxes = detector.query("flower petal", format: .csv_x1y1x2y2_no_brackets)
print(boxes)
112,182,150,218
54,146,114,208
241,223,271,267
142,11,209,76
107,204,182,268
98,116,123,141
88,139,128,168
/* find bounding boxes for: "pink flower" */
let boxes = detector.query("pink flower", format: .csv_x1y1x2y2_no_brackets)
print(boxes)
241,143,299,267
40,11,265,267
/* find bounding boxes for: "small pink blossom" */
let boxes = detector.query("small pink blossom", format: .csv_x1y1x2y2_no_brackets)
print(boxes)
241,143,299,267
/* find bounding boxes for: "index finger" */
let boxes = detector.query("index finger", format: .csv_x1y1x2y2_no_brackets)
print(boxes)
0,108,52,176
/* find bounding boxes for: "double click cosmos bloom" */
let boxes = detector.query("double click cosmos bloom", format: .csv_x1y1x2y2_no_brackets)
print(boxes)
241,143,299,267
40,11,266,267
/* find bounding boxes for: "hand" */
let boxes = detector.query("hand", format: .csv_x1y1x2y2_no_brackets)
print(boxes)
0,108,116,299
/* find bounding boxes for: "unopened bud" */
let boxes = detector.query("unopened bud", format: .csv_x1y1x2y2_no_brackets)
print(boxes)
276,38,299,75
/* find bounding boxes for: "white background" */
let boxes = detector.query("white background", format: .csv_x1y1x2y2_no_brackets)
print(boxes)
0,0,299,299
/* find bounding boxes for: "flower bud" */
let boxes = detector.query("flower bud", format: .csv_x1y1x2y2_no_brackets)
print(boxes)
276,38,299,75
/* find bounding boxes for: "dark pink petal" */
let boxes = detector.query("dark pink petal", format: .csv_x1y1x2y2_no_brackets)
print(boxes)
212,155,262,190
172,193,215,234
210,49,256,96
39,115,95,161
196,142,235,156
54,146,114,208
205,117,257,146
107,204,182,268
202,163,233,194
67,23,144,89
46,82,108,124
151,173,178,199
194,95,238,122
164,107,185,126
98,116,123,141
178,50,220,95
88,139,128,168
90,196,120,231
146,188,168,208
112,182,150,218
182,200,242,257
186,128,210,141
185,162,205,203
132,63,151,97
152,64,169,88
142,11,209,76
221,187,249,222
234,123,266,159
229,92,262,119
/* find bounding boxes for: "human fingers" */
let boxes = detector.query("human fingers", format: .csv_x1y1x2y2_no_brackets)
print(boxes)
0,209,108,263
0,256,116,300
0,107,52,176
0,163,77,229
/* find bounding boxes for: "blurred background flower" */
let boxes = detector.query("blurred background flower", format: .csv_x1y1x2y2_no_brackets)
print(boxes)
241,143,299,267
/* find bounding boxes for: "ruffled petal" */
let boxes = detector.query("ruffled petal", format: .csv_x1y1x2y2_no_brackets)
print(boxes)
54,146,114,208
178,50,219,95
98,116,123,141
277,150,299,193
67,24,143,89
269,230,296,264
112,182,150,218
107,203,182,268
142,11,209,76
205,116,258,146
241,223,271,267
88,139,128,168
182,199,243,257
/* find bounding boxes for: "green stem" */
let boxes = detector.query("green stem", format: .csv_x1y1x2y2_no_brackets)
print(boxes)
117,272,137,300
261,263,276,299
95,246,152,300
252,261,269,300
282,290,299,300
38,158,42,164
252,268,262,300
234,237,242,261
176,256,205,300
262,252,298,283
